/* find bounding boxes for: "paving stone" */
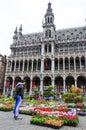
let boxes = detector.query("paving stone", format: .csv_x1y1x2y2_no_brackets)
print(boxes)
0,111,86,130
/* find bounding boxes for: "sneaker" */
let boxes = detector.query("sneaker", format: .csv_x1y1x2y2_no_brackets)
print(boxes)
14,116,22,120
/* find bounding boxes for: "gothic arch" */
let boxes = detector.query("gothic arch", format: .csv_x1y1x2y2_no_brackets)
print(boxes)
55,76,63,91
23,76,30,92
77,75,86,88
65,76,75,88
33,76,40,90
43,76,51,86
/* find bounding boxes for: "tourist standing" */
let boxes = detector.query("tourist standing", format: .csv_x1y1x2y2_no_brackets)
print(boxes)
13,81,26,120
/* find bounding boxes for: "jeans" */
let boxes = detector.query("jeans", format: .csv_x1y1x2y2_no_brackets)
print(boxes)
13,95,22,117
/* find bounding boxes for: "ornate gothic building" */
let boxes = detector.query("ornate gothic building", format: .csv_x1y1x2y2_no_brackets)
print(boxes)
3,2,86,96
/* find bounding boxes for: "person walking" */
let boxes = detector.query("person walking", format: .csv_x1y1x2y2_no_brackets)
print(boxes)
13,81,26,120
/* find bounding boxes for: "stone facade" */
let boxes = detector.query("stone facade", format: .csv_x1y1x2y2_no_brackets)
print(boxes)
3,2,86,96
0,54,6,95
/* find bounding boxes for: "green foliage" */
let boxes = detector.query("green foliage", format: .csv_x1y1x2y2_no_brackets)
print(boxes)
63,92,83,103
74,96,83,103
20,110,36,115
63,85,83,103
43,91,53,97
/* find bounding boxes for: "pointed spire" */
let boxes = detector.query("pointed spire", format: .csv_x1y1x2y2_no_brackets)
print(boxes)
13,27,18,40
14,27,17,35
19,24,22,32
19,24,22,36
46,2,52,14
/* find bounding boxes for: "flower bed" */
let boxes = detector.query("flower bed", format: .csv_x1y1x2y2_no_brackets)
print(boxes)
30,107,79,127
78,111,86,116
58,114,79,126
20,109,36,115
31,114,64,129
19,106,37,115
0,104,14,111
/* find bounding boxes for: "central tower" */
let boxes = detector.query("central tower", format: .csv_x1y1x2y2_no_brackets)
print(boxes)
42,2,56,40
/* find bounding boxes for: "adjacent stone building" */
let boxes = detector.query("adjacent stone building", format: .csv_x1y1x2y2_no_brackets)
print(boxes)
3,2,86,96
0,54,6,95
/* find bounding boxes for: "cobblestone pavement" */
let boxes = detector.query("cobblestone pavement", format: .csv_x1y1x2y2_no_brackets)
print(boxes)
0,111,86,130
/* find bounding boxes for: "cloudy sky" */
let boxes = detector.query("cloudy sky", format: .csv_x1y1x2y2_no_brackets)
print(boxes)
0,0,86,56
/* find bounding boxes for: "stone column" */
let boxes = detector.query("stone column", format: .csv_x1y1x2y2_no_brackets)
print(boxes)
63,57,65,73
10,61,12,72
22,60,24,72
40,79,43,95
3,78,7,95
74,56,76,72
51,43,54,55
29,76,32,95
63,77,66,93
41,59,44,73
32,60,33,72
14,60,16,72
75,77,77,88
52,77,54,87
51,58,54,73
11,77,15,96
41,44,44,55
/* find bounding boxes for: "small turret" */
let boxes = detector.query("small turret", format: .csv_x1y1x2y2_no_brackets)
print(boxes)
19,24,22,36
13,27,18,40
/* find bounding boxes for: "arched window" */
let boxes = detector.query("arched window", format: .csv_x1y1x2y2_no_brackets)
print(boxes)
45,45,47,53
48,17,49,23
45,30,51,38
49,44,51,52
49,30,51,37
50,17,52,23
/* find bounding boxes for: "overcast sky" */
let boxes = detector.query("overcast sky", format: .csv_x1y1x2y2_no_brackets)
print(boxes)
0,0,86,56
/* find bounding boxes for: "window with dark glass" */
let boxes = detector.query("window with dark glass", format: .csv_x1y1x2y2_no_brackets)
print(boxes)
45,45,47,53
49,44,51,52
